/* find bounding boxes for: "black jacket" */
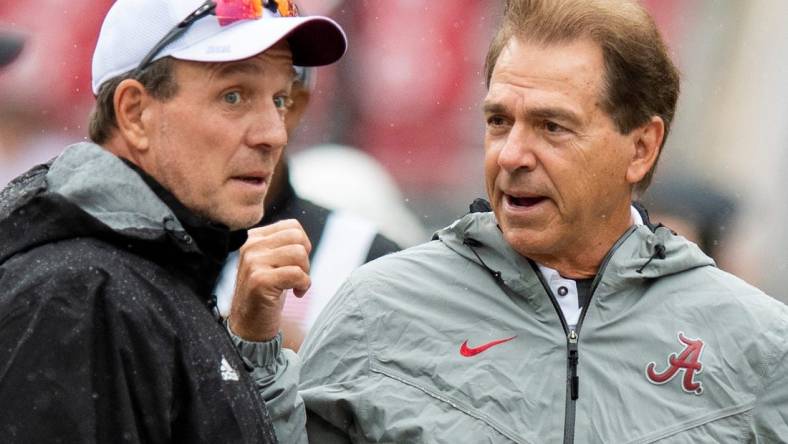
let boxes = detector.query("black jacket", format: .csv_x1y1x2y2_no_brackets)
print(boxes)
0,143,277,443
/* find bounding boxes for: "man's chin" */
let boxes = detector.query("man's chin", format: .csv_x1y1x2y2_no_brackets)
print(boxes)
500,224,556,259
205,206,264,231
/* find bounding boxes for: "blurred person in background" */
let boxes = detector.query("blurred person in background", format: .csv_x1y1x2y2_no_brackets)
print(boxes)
0,0,346,442
232,0,788,441
217,64,402,351
0,29,24,67
288,143,428,248
0,1,113,187
640,176,738,266
0,105,66,187
0,28,59,188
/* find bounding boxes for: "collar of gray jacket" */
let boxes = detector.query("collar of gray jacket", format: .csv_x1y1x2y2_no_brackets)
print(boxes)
46,142,186,236
436,211,714,297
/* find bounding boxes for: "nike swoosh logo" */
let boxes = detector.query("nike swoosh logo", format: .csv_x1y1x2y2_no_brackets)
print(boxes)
460,336,516,357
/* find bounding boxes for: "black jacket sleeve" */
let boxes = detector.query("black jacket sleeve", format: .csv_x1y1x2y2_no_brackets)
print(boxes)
0,262,176,443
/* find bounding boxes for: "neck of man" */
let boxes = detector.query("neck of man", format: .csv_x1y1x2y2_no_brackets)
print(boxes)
529,205,636,280
103,136,145,170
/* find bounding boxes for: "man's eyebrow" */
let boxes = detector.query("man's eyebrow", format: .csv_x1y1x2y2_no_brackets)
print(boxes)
482,102,508,115
213,61,264,78
483,102,583,126
210,62,297,85
526,107,583,126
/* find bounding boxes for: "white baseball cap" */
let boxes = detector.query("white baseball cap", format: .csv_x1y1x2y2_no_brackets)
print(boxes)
91,0,347,94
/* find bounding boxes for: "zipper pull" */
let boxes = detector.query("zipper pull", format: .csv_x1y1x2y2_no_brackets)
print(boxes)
568,330,579,400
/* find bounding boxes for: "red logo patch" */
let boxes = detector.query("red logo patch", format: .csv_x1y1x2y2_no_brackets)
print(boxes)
646,332,705,395
460,336,516,357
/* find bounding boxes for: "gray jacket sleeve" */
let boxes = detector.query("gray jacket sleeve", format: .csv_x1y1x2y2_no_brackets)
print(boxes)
297,279,378,443
751,340,788,440
228,277,419,443
229,329,309,444
226,278,385,443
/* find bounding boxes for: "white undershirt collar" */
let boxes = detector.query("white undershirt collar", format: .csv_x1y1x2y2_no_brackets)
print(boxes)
537,205,643,330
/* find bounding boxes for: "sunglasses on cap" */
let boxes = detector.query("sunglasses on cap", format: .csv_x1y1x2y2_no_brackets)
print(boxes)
137,0,299,71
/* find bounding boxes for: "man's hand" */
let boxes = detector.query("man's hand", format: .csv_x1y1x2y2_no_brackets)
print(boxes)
229,219,311,342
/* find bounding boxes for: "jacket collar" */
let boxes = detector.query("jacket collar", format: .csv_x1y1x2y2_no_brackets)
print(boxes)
121,159,247,262
46,142,184,241
0,142,246,298
436,206,715,304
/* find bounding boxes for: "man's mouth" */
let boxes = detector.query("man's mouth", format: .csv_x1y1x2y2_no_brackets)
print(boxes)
505,194,547,208
236,176,265,185
232,173,268,187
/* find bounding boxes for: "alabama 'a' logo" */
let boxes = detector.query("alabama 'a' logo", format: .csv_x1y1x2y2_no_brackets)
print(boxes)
645,332,705,395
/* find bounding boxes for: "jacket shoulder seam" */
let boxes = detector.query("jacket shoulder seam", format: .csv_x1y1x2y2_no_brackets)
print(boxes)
343,279,375,375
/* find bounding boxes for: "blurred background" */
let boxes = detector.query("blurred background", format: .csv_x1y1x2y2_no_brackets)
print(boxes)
1,0,787,300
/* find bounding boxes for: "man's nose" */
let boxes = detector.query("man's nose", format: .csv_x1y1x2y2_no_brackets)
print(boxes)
497,122,537,173
246,103,288,150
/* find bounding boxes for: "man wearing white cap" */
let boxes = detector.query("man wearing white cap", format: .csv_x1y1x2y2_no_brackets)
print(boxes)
0,0,345,442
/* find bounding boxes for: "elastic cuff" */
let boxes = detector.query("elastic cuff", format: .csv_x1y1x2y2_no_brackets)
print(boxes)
227,326,282,368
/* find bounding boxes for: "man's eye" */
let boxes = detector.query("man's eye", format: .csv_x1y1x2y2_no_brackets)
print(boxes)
224,91,242,105
544,121,566,133
273,96,292,110
487,116,506,127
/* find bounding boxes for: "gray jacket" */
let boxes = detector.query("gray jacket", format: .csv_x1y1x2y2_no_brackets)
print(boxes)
255,211,788,443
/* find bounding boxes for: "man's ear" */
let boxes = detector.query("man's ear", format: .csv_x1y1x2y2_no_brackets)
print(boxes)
113,79,153,152
626,115,664,185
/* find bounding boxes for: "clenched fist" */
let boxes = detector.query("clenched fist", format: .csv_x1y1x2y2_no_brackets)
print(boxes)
229,219,312,342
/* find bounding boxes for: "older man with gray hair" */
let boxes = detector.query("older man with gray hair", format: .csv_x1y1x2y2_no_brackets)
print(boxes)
232,0,788,442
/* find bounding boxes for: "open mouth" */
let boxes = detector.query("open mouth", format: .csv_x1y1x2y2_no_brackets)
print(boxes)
232,174,268,188
506,194,547,208
236,176,265,185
